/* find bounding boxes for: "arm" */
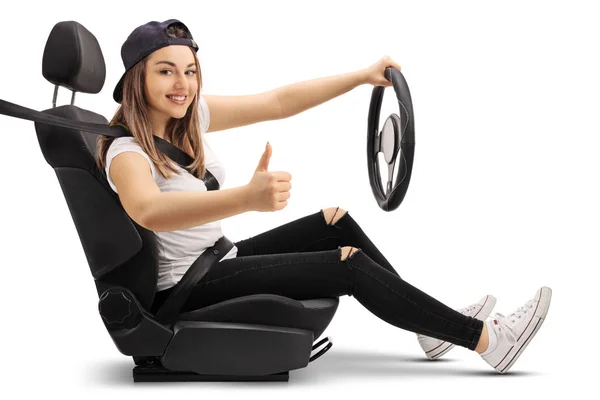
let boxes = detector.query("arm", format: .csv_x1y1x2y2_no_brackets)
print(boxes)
203,92,282,133
143,187,251,232
202,56,400,133
273,54,404,118
274,69,366,119
203,70,367,133
110,152,251,232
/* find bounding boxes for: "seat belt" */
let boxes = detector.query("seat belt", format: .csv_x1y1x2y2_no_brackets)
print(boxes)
154,235,234,324
0,98,219,190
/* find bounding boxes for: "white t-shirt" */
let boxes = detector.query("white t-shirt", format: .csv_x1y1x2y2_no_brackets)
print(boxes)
105,96,238,291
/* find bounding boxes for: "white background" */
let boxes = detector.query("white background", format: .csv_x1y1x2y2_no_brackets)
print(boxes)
0,0,597,397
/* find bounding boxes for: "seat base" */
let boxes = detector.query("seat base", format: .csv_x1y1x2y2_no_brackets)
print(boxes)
133,362,289,382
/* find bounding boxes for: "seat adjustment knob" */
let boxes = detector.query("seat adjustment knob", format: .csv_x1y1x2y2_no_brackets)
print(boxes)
99,290,132,325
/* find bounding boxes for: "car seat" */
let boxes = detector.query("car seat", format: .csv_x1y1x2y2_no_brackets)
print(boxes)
32,20,338,382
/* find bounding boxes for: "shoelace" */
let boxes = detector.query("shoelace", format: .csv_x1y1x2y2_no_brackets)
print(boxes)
507,299,536,323
458,304,477,315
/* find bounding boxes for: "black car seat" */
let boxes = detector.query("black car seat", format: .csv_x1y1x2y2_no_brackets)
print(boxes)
20,20,339,382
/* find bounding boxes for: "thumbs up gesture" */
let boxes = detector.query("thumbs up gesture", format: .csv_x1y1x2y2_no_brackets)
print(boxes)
245,142,292,212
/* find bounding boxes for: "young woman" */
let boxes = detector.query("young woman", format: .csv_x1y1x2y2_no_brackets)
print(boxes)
96,19,552,374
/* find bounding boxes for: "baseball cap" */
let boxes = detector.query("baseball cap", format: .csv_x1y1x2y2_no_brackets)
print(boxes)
113,19,199,103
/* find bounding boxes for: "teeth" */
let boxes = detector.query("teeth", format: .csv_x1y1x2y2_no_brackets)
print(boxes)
168,95,186,101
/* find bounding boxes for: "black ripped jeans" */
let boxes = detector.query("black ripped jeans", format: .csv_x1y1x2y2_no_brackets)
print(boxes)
151,209,483,350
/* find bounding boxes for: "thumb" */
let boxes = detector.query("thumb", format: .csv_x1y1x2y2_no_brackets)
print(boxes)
256,141,271,171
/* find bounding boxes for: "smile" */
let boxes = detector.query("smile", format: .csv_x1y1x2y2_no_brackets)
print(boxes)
166,95,187,105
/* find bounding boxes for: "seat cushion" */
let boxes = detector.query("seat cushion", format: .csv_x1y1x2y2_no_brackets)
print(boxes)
178,294,339,340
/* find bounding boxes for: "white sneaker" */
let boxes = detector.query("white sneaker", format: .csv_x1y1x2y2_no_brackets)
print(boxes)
481,286,552,374
418,295,497,360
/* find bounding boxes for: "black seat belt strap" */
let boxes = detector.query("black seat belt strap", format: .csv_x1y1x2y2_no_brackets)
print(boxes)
154,236,234,325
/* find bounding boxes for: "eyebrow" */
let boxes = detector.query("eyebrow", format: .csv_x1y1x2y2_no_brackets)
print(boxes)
155,61,196,68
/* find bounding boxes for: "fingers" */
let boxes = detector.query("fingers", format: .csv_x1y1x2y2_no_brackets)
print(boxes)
382,55,401,71
272,171,292,182
270,171,292,197
276,181,292,192
275,200,289,210
277,191,291,202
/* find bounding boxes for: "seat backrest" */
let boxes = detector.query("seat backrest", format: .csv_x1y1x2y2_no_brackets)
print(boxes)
34,21,158,310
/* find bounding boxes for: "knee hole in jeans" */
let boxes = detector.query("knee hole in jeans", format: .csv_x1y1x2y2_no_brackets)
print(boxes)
323,206,347,225
340,246,360,261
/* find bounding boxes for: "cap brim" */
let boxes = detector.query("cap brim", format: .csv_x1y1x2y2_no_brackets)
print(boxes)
113,72,126,104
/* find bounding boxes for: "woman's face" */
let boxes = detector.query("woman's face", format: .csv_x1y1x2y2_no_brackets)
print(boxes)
144,45,198,124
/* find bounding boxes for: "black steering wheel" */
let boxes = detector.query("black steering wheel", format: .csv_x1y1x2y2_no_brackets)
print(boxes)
367,67,415,211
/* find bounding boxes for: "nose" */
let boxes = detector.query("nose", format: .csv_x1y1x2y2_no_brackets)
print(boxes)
173,71,189,91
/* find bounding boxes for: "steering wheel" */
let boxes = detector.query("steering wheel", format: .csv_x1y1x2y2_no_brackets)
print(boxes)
367,67,415,211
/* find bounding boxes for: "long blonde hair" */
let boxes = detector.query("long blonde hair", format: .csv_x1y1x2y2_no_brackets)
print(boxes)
96,25,205,180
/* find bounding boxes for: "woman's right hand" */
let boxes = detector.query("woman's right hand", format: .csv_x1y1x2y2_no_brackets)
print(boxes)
245,142,292,212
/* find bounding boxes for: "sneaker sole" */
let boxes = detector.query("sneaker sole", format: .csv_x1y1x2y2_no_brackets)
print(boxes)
493,286,552,374
426,295,498,360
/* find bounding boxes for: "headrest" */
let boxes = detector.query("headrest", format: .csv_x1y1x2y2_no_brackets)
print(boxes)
42,21,106,94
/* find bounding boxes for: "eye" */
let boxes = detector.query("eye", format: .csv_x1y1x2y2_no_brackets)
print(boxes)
159,70,196,76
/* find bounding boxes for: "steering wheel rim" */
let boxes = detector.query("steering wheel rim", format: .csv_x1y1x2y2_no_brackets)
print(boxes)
367,67,416,211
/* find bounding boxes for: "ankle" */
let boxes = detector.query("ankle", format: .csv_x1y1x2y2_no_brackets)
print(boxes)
475,322,489,354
